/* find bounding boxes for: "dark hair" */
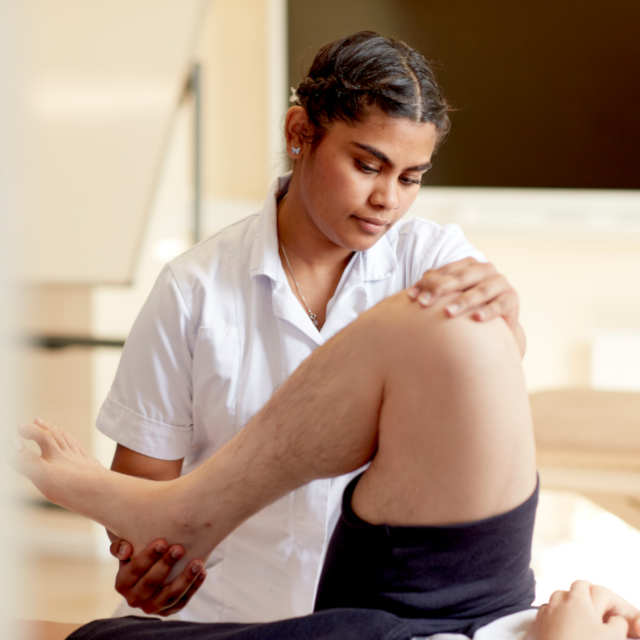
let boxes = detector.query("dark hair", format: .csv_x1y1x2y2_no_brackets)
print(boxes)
292,31,450,149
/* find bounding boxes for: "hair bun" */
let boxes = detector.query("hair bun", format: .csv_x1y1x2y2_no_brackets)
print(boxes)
290,31,450,147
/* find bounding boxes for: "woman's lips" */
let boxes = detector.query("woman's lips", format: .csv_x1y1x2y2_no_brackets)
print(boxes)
353,215,389,234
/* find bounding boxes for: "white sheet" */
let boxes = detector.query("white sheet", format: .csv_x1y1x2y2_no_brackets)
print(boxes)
413,608,538,640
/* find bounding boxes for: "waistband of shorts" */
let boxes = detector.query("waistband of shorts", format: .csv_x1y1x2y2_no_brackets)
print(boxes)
340,472,540,547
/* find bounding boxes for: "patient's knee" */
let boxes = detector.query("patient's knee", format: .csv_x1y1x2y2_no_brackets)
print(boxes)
366,290,521,381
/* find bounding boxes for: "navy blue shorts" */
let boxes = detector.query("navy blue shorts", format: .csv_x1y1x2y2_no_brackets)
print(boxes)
68,474,538,640
314,473,538,636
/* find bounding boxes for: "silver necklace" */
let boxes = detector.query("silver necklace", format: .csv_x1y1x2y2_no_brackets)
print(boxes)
280,243,320,329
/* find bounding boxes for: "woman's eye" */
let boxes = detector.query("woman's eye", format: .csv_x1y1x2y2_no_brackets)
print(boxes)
356,160,378,173
401,176,422,185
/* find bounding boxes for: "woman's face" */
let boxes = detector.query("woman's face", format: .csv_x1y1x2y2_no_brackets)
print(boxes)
294,107,438,252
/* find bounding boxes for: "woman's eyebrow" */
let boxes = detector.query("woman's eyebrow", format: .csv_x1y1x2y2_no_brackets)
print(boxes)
351,142,432,172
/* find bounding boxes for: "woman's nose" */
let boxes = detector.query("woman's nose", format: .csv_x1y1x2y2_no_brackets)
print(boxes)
369,178,399,211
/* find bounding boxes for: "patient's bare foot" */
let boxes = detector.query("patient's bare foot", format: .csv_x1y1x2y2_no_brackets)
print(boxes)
17,419,228,579
18,419,106,508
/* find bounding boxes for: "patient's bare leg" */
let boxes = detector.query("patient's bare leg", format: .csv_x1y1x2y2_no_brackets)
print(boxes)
17,290,535,579
351,292,536,525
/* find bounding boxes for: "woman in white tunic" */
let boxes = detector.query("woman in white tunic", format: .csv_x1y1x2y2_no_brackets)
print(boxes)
97,31,526,622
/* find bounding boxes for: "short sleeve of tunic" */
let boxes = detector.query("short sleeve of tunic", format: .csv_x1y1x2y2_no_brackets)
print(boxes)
395,218,487,287
96,264,194,460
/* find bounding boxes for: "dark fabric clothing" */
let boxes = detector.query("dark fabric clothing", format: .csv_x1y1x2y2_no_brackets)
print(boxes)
314,473,539,636
68,610,427,640
67,475,538,640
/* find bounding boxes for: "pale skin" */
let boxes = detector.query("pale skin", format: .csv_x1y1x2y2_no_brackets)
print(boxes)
105,105,527,614
17,291,640,639
530,581,640,640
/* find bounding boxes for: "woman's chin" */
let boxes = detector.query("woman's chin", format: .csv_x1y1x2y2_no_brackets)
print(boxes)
348,233,386,252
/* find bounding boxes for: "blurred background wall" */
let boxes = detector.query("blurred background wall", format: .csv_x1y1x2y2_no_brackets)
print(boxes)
9,0,640,630
1,2,23,637
289,0,640,189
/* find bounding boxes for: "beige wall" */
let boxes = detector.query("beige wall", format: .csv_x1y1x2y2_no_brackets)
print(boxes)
2,3,23,634
199,0,287,201
21,287,94,448
407,188,640,391
20,0,206,285
21,0,288,467
468,228,640,390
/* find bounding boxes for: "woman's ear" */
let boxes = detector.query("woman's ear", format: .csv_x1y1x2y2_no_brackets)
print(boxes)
284,106,312,160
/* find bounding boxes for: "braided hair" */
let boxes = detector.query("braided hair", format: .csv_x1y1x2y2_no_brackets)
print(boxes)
291,31,450,149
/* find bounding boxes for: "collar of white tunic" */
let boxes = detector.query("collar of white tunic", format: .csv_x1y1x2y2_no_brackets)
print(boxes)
248,173,400,285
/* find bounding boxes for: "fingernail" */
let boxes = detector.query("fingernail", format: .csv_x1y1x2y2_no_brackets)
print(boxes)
154,542,167,554
118,542,128,558
407,286,419,299
445,304,460,316
191,563,201,575
171,547,183,560
474,310,484,321
418,292,431,306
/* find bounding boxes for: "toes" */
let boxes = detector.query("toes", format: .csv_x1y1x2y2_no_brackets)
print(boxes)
34,418,68,450
61,430,84,454
18,423,57,458
12,445,45,487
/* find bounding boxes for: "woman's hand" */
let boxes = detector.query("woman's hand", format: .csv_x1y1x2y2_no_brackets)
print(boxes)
533,580,640,640
110,537,207,616
408,257,525,356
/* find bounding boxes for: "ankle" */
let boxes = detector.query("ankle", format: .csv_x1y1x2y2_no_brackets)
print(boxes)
161,473,222,542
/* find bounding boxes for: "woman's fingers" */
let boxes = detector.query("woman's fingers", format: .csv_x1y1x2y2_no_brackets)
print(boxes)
109,539,134,561
408,258,493,304
155,571,207,617
151,562,207,616
447,276,512,317
408,260,519,322
115,540,176,595
113,538,207,616
125,545,185,609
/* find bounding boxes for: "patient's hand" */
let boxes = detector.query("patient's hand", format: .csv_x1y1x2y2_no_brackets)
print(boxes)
534,581,640,640
111,537,206,616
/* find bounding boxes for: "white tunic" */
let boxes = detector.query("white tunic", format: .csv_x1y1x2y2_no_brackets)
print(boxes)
97,174,485,623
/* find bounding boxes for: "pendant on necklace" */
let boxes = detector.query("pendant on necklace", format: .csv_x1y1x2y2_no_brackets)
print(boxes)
308,311,320,329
